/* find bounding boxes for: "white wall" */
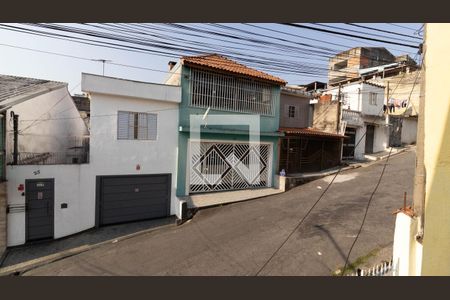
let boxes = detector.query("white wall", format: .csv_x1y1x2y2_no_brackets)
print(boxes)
5,87,89,159
354,126,366,160
327,82,385,115
401,117,418,145
373,124,389,153
6,75,181,246
6,164,92,246
88,92,180,217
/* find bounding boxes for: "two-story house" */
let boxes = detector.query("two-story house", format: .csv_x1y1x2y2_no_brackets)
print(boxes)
326,81,389,160
278,86,345,175
165,54,286,207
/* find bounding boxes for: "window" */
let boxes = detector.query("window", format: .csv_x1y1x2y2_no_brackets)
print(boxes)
369,92,378,105
189,69,275,116
117,111,157,140
288,105,296,118
333,60,348,71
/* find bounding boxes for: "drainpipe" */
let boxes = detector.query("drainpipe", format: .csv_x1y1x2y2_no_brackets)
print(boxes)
413,25,426,243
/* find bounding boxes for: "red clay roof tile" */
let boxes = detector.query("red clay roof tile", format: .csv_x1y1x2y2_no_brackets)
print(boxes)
181,54,287,85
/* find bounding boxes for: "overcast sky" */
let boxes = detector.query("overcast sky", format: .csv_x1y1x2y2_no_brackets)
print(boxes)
0,23,423,94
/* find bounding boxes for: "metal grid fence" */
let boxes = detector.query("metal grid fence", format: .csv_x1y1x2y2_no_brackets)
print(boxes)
189,69,275,116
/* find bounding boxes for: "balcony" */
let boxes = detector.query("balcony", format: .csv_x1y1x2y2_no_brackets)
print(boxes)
342,109,364,127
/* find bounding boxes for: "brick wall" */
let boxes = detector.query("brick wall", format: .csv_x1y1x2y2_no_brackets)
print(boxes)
312,95,339,133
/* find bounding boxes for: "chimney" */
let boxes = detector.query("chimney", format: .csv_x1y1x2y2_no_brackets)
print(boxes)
168,61,177,71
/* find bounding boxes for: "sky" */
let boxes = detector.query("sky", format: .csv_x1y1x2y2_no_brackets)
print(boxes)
0,23,423,94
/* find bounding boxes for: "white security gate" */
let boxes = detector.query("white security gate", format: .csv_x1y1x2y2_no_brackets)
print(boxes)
189,141,272,193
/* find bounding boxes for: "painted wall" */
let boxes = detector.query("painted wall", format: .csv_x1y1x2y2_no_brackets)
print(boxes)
417,24,450,275
373,124,389,153
279,92,311,128
6,164,91,246
401,117,418,145
0,182,6,255
84,74,181,219
5,87,89,160
312,95,339,133
175,65,282,197
327,82,385,116
6,74,182,246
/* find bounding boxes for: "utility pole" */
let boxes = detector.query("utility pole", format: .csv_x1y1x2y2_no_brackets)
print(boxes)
12,112,18,165
413,29,427,243
337,84,342,134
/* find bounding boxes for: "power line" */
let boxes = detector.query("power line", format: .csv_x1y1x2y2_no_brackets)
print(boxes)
345,23,422,40
283,23,420,49
340,55,423,275
341,147,394,275
254,59,415,275
315,23,421,43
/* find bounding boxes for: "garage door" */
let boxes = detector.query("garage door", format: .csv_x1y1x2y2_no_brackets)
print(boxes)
97,174,171,226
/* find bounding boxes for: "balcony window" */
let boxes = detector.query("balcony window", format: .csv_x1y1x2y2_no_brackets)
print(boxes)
189,69,275,116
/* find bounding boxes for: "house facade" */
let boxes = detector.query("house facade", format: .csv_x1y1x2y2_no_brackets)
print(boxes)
3,75,89,246
5,73,181,247
325,81,389,160
278,87,344,174
165,54,286,205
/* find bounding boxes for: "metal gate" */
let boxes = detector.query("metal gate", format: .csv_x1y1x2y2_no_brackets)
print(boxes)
189,141,271,193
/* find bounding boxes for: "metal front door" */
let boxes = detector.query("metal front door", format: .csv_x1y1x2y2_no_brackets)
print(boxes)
25,179,54,241
365,125,375,154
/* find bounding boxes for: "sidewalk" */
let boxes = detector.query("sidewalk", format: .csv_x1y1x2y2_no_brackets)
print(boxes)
0,216,176,274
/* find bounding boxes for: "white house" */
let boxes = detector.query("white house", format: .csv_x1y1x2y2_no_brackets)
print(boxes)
2,74,89,246
4,73,181,247
325,81,389,160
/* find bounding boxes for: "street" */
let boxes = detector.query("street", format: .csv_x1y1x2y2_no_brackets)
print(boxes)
23,150,415,276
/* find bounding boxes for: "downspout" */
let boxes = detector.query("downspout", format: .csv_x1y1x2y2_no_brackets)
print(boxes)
413,25,427,243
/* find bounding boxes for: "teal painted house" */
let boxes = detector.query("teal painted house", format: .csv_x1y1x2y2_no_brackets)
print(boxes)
165,54,286,197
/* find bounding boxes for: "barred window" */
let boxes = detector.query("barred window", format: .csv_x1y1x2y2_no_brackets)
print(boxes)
369,92,378,105
189,69,275,116
117,111,157,140
288,106,296,118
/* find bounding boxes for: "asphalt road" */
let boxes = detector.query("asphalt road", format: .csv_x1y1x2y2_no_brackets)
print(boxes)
23,150,415,276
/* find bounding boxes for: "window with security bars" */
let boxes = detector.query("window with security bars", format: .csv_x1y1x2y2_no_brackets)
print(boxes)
288,106,296,118
369,92,378,105
189,69,275,116
117,111,157,140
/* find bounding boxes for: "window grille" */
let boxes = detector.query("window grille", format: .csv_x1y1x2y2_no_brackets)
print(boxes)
117,111,157,140
288,106,296,118
369,92,378,105
189,69,275,116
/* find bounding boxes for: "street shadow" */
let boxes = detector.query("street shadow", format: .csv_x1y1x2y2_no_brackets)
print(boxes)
314,224,347,263
1,216,176,268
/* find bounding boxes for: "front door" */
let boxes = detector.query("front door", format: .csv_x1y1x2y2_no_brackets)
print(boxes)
365,125,375,154
25,179,54,242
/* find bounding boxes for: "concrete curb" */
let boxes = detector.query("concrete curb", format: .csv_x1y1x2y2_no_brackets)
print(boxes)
0,221,177,276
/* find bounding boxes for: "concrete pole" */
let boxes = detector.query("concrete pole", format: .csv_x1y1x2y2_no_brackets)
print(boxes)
413,24,427,243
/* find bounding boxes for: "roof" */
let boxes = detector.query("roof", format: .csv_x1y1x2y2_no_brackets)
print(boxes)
0,74,66,110
279,127,346,139
181,54,287,85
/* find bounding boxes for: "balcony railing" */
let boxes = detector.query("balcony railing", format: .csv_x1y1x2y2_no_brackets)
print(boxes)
342,109,364,126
